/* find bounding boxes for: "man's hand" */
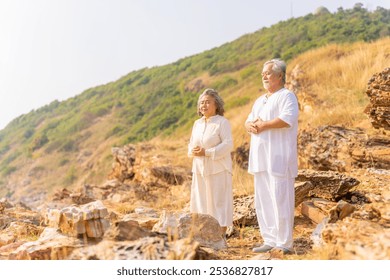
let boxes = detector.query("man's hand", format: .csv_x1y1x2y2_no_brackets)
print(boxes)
192,146,205,156
253,118,267,133
245,121,258,134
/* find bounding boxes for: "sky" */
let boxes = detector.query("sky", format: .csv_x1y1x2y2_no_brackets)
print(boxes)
0,0,389,130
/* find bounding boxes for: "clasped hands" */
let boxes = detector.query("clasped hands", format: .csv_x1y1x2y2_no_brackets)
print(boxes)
191,146,205,156
245,117,265,134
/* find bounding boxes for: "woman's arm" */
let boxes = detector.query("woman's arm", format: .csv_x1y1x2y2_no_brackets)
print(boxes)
204,119,233,160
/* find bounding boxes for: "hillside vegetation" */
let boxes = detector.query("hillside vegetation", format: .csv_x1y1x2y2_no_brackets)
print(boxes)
0,6,389,206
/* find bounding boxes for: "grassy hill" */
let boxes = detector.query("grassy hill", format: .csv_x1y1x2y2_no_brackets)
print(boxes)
0,6,389,206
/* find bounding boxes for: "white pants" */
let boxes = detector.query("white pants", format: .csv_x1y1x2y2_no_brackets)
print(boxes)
254,172,295,249
190,171,233,227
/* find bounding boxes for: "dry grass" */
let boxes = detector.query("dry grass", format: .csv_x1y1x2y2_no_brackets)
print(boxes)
147,38,390,208
289,38,390,129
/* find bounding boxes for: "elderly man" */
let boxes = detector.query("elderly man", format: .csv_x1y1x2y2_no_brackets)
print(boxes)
245,59,299,254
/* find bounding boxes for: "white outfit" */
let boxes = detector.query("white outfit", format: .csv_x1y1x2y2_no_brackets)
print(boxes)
246,88,299,249
188,115,233,227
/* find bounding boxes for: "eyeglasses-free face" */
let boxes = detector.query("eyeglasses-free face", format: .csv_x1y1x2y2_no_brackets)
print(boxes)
262,63,283,93
199,95,217,118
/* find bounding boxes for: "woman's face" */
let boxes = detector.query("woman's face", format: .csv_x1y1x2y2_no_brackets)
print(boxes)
199,94,217,118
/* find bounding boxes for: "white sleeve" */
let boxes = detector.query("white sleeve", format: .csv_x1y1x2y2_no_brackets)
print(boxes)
205,118,233,160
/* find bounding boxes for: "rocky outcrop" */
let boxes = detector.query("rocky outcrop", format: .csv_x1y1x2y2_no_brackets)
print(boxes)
108,144,190,187
7,227,83,260
298,125,390,171
301,199,356,224
286,64,319,113
45,200,110,238
364,67,390,130
296,169,359,201
68,237,210,260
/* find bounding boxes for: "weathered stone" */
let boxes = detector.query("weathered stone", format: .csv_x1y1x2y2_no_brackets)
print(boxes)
328,200,356,223
68,237,210,260
178,213,227,250
364,67,390,130
320,218,389,259
8,227,83,260
45,200,110,238
295,181,315,207
296,169,359,201
104,218,153,241
301,201,329,224
152,210,185,237
299,125,390,171
233,195,257,227
108,145,136,182
232,142,250,170
108,144,190,187
122,213,159,230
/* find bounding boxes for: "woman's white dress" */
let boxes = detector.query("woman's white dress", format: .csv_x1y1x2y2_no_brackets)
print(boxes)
188,115,233,227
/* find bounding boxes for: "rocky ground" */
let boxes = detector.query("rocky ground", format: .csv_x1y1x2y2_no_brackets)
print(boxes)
1,134,388,260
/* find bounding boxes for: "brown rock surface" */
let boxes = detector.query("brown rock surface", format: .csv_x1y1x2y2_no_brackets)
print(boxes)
364,67,390,130
298,125,390,171
296,169,360,201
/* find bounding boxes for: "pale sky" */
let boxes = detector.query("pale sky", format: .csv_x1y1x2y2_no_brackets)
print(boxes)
0,0,389,129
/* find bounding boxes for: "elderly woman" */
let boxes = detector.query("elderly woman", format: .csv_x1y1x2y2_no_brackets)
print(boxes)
188,88,233,236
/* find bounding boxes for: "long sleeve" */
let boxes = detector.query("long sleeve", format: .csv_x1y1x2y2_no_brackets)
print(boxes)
205,118,233,160
188,123,196,157
190,115,233,176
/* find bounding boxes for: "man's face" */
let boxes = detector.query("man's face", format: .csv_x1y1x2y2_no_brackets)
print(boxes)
262,63,283,93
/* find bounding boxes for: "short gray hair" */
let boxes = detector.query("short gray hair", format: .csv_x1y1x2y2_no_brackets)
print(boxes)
197,88,225,116
264,59,286,84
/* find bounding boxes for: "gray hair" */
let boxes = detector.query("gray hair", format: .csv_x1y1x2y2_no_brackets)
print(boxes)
264,59,286,84
197,88,225,116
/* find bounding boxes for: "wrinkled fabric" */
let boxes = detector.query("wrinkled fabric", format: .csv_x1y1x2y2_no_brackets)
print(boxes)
188,115,233,226
190,171,233,226
254,172,295,249
189,115,233,176
246,88,299,178
247,87,299,250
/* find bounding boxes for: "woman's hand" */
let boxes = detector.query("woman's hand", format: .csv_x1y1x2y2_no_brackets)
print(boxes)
192,146,205,156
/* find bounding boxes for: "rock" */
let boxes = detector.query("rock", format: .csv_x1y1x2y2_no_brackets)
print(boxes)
178,213,227,250
320,218,389,259
299,125,390,171
232,142,250,170
296,169,359,201
45,200,110,238
108,145,136,182
8,227,83,260
295,181,315,207
104,217,154,241
328,200,356,223
0,221,44,247
364,67,390,130
301,200,330,224
107,144,190,188
233,195,257,227
68,237,209,260
152,210,185,237
122,213,159,230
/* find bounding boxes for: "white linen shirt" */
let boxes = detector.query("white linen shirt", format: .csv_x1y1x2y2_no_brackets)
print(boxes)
188,115,233,176
246,88,299,178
